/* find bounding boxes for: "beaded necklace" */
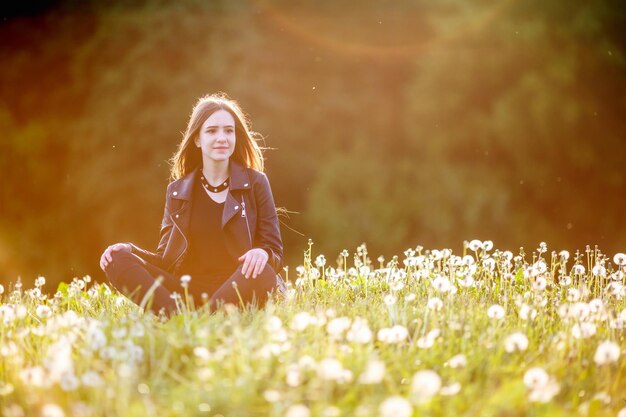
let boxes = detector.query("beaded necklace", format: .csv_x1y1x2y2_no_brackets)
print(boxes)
200,173,229,193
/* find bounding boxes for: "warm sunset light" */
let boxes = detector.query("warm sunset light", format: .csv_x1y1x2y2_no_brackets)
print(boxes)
0,2,625,415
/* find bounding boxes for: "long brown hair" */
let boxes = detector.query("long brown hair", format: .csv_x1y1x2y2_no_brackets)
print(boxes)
169,93,265,180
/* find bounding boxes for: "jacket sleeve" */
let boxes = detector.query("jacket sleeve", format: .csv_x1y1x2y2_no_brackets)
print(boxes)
126,185,173,268
253,173,284,272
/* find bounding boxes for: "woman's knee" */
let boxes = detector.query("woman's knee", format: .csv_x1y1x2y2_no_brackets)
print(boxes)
250,263,280,293
104,250,142,276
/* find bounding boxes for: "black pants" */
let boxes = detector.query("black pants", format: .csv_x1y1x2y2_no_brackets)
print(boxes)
104,251,282,315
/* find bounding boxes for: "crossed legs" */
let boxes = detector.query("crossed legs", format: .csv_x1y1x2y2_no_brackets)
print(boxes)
104,251,280,316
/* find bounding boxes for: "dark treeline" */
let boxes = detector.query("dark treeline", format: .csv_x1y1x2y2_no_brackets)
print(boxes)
1,0,625,288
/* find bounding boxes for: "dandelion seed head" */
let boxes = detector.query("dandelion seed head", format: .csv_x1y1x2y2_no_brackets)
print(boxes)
315,255,326,268
593,341,620,366
265,316,283,332
432,276,452,293
285,404,310,417
358,360,385,384
36,305,52,319
291,312,314,331
445,354,468,369
346,318,373,344
179,275,191,288
523,367,549,389
468,240,482,252
317,358,344,381
613,253,626,266
411,370,441,402
487,304,506,320
286,365,302,387
377,325,409,344
528,378,560,403
439,382,462,396
41,404,65,417
322,406,341,417
59,372,80,391
592,264,606,277
326,317,351,339
505,332,529,353
572,322,596,339
518,304,537,321
427,297,443,311
379,396,413,417
81,371,103,388
383,294,397,306
263,389,281,402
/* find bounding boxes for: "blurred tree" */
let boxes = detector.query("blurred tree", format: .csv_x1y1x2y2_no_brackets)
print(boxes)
1,0,625,288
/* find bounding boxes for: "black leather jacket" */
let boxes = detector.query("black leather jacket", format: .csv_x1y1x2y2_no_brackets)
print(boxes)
128,161,284,275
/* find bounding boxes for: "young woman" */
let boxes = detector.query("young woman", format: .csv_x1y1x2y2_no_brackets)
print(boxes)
99,93,286,315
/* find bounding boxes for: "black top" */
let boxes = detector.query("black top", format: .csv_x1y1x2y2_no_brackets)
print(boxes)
178,171,237,295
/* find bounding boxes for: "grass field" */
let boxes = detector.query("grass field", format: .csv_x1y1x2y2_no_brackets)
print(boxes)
1,240,625,417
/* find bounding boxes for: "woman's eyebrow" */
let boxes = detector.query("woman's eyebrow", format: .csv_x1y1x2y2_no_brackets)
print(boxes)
205,124,235,128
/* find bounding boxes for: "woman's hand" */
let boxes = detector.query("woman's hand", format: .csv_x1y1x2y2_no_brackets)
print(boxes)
238,248,269,279
99,243,132,272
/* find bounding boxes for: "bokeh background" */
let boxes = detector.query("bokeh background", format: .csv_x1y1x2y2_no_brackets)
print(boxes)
1,0,625,289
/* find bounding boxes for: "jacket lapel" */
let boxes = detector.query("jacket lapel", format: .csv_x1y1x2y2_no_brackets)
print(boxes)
168,162,251,229
222,160,252,227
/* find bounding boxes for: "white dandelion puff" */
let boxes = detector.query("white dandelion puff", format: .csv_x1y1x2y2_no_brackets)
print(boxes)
36,305,52,319
613,253,626,266
346,318,373,344
439,382,462,396
263,389,281,402
487,304,506,320
379,396,413,417
523,367,549,390
446,354,467,369
315,255,326,268
572,322,596,339
468,240,482,252
593,341,620,366
427,297,443,311
383,294,397,306
41,404,65,417
592,264,606,277
505,332,529,353
285,404,310,417
410,370,442,403
81,371,104,388
291,312,314,332
377,325,409,344
432,276,452,293
179,274,191,288
317,358,344,381
358,360,385,384
326,317,351,339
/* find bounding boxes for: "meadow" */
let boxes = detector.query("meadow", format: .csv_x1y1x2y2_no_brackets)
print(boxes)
1,240,625,417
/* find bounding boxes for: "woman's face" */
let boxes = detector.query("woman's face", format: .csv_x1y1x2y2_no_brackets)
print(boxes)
196,109,236,164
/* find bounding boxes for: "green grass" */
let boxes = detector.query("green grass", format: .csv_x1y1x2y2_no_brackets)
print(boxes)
1,240,625,417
